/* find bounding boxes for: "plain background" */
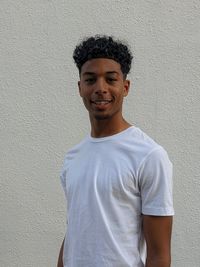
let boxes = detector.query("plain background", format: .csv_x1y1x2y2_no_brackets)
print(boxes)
1,0,200,266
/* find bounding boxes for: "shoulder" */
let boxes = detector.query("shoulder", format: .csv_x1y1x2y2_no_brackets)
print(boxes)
60,136,89,185
62,136,89,169
132,126,161,151
131,127,173,182
137,142,172,183
128,127,170,165
139,145,172,172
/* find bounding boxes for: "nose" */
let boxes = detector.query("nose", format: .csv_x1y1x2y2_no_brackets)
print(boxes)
94,79,108,94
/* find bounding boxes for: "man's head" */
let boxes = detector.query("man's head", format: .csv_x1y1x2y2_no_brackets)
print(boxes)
73,35,133,79
73,35,133,124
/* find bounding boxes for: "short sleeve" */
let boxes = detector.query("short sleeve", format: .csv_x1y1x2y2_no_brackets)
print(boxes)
60,167,68,200
138,147,174,216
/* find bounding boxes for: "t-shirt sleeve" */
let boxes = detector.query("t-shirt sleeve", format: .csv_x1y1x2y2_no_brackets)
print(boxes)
138,146,174,216
60,167,68,200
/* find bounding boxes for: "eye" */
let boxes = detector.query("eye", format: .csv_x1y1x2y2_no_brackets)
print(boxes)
85,78,95,84
107,77,117,83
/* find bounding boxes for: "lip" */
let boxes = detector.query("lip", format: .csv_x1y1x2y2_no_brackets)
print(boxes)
90,99,113,110
91,99,113,104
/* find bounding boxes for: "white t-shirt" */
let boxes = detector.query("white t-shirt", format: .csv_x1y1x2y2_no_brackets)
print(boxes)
60,126,174,267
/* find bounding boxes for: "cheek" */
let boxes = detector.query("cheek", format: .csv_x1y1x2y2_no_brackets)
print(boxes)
115,89,125,100
80,85,92,97
82,96,90,108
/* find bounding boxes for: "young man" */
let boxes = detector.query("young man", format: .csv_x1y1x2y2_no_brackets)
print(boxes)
57,35,174,267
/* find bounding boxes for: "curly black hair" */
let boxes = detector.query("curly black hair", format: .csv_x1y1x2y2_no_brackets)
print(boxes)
73,35,133,78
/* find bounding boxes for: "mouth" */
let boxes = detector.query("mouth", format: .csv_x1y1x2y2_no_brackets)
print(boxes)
90,99,113,111
91,99,113,105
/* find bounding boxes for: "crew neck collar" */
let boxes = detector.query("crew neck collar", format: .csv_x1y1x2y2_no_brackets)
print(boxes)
88,126,137,142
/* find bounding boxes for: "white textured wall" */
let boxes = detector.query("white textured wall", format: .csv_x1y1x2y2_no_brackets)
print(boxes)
1,1,200,266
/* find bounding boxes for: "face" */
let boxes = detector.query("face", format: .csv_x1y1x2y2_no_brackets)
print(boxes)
78,58,130,122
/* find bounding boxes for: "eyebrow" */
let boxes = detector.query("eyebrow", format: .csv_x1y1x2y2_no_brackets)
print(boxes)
82,71,119,76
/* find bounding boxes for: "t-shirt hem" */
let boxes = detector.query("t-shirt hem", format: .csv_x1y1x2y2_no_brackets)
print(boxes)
142,207,175,216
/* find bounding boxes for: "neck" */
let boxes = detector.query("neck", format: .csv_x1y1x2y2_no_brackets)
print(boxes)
90,115,132,138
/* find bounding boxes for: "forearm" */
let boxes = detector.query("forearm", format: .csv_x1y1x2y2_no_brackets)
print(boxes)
145,255,171,267
57,238,65,267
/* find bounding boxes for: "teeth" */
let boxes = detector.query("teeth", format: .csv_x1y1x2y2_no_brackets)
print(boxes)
93,100,111,104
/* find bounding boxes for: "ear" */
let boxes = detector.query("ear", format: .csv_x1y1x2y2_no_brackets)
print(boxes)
123,80,130,97
78,81,82,97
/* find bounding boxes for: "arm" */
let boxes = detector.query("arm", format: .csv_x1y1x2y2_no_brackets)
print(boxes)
143,215,173,267
57,238,65,267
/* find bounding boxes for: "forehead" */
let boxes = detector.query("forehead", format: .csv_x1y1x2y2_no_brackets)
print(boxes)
81,58,122,75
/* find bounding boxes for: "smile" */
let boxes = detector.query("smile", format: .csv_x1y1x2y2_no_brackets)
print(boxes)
91,99,112,105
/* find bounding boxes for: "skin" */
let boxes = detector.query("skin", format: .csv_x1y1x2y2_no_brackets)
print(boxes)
143,215,173,267
78,58,131,137
57,58,173,267
57,238,64,267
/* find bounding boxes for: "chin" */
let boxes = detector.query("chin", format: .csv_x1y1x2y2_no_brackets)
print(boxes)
94,114,111,120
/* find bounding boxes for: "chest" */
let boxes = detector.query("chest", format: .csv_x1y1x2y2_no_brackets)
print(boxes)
64,145,140,201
